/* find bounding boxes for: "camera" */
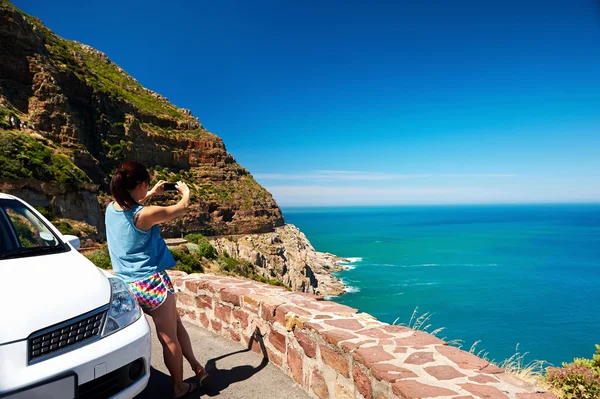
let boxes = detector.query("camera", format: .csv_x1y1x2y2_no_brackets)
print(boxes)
163,182,178,192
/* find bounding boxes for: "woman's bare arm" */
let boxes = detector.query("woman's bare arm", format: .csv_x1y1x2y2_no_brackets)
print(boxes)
135,181,190,230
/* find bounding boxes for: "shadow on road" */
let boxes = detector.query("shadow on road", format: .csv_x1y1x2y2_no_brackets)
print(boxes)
137,328,269,398
202,328,269,397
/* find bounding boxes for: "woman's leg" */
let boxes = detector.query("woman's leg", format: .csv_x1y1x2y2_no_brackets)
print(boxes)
176,315,206,376
148,293,195,397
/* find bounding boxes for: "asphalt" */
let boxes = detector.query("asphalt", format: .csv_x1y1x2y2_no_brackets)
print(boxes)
135,316,310,399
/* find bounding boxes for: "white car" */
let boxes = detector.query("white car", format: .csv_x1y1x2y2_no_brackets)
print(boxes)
0,193,151,399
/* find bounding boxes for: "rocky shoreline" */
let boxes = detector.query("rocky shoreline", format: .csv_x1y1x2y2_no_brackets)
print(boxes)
209,224,348,296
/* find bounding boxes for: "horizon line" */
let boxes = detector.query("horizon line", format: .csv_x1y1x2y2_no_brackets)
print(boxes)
279,201,600,209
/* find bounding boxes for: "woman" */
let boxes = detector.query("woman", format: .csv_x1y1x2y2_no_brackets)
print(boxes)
105,161,207,398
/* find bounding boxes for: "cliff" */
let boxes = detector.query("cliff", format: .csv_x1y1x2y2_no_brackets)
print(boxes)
0,0,284,239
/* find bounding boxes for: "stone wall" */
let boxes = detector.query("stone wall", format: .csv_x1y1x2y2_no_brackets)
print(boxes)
169,271,557,399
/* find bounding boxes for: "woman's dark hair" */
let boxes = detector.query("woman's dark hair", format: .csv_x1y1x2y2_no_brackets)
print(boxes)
110,161,150,209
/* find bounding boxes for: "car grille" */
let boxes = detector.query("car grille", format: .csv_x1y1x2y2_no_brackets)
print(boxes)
28,306,108,363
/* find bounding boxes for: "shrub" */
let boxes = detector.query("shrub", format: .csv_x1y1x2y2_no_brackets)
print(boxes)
218,256,252,276
546,364,600,399
545,345,600,399
34,206,56,221
184,233,207,244
197,242,217,259
573,345,600,373
54,221,80,236
252,274,289,288
184,233,216,259
216,255,290,289
170,248,204,274
85,249,112,269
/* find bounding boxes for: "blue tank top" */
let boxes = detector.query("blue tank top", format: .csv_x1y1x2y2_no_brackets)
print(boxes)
105,202,176,283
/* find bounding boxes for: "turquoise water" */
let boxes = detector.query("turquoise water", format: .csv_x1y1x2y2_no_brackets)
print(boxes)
282,204,600,367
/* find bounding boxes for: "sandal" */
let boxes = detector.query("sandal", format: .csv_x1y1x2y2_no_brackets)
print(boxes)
174,381,197,399
193,364,210,386
198,371,210,387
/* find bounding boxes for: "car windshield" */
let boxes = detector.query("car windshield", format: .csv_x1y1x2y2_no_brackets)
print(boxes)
0,199,69,260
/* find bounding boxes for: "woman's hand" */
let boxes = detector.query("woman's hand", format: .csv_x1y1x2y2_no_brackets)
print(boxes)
176,181,190,197
139,180,165,204
148,180,166,197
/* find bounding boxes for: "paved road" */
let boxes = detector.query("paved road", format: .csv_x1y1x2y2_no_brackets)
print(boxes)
136,317,310,399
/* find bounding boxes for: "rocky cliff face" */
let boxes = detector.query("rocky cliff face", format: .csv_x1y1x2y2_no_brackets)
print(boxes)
0,0,283,237
210,224,346,296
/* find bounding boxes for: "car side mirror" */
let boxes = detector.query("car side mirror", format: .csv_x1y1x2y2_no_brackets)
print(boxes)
63,234,80,249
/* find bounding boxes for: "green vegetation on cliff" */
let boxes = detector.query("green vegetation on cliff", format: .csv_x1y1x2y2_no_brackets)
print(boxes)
71,46,184,119
0,130,91,185
0,104,17,129
11,2,184,120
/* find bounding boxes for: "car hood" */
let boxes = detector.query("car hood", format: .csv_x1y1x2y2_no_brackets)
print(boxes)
0,249,111,344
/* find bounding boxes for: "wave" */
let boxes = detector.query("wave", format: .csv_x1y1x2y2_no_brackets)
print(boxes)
339,277,361,293
390,281,438,287
395,263,498,268
342,265,356,270
342,257,363,263
344,285,361,293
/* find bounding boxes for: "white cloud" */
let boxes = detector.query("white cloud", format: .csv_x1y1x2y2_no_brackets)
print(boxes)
266,185,491,206
254,170,518,181
266,184,600,207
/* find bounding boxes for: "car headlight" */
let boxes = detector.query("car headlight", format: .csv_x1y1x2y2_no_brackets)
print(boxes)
101,277,141,337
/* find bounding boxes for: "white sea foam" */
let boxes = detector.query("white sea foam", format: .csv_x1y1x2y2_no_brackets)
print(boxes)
343,257,363,263
398,263,498,268
391,281,437,287
344,285,361,293
338,257,362,270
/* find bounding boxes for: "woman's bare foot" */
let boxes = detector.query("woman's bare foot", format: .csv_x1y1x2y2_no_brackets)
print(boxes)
174,381,197,399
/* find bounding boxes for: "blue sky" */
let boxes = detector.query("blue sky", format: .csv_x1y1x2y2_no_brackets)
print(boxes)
14,0,600,206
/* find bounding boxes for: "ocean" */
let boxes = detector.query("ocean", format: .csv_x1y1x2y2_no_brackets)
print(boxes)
282,204,600,367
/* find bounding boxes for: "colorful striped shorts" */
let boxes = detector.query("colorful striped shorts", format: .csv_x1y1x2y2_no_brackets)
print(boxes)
128,271,175,312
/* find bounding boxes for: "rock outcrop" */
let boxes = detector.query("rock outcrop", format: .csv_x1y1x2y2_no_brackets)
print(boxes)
210,224,346,296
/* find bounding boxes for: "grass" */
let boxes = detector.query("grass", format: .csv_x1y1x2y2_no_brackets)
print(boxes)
497,346,550,387
393,306,462,346
395,306,550,389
